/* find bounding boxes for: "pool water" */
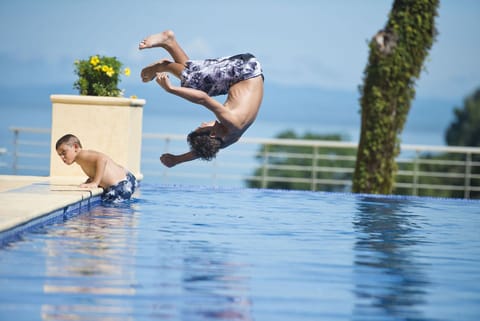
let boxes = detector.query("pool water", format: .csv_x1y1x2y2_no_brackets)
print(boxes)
0,184,479,321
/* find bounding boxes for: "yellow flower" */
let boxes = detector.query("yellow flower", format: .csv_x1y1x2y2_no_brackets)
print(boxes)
75,54,129,96
106,67,115,77
90,55,100,66
130,95,137,99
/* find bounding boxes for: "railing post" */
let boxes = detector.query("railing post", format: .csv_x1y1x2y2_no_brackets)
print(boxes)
162,137,170,181
261,144,270,189
464,152,472,199
212,158,218,186
311,146,318,191
12,128,19,175
412,150,419,196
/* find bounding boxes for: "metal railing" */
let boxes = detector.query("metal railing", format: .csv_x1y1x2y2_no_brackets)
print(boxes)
6,127,480,199
9,127,51,174
395,145,480,199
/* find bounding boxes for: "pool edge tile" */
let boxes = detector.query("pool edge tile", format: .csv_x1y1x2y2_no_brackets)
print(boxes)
0,175,103,242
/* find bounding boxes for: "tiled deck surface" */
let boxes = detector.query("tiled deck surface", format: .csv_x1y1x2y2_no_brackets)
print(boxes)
0,175,103,235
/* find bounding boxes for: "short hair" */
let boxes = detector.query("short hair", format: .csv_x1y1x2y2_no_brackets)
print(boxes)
187,130,222,161
56,134,82,150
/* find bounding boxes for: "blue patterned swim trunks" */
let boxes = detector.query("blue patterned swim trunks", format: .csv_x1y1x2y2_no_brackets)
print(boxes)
181,53,263,96
102,172,138,203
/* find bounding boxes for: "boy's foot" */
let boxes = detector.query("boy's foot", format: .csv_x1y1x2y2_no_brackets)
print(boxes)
141,59,172,82
139,30,175,50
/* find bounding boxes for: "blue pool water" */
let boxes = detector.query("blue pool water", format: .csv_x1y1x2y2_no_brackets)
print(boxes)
0,184,479,321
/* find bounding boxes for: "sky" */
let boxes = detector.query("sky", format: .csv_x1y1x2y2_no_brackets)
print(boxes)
0,0,479,101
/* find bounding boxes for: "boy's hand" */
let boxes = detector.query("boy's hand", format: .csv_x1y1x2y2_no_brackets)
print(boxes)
160,153,179,168
156,72,173,92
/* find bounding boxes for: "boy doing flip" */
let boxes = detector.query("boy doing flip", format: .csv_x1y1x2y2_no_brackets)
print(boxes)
139,29,264,168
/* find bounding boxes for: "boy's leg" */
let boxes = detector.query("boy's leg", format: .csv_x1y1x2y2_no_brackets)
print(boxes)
139,30,189,65
141,58,184,82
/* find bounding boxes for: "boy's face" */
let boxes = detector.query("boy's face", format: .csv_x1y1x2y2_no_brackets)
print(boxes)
56,143,78,165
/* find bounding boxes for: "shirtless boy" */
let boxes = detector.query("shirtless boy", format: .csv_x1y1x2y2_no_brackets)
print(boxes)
55,134,137,202
139,29,264,168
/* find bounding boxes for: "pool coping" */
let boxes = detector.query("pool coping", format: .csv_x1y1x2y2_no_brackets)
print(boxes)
0,175,103,244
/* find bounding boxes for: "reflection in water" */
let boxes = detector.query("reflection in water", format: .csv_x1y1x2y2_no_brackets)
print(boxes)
181,241,253,320
353,196,430,320
37,198,253,320
41,203,139,321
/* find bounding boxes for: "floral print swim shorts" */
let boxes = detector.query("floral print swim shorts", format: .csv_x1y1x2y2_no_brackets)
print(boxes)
180,53,263,96
102,172,137,203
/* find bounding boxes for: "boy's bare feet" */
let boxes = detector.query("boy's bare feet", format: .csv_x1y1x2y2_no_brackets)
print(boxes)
139,30,175,50
141,59,172,82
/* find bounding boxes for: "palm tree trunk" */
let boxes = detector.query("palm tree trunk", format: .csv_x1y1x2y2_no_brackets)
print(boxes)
352,0,439,194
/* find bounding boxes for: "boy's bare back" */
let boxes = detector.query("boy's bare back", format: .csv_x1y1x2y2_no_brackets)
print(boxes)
74,150,127,189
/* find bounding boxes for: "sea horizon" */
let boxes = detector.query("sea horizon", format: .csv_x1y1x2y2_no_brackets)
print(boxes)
0,82,459,150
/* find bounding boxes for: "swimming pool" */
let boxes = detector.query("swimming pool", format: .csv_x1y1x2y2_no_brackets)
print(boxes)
0,184,479,321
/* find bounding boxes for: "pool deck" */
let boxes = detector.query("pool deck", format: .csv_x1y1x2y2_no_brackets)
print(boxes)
0,175,103,237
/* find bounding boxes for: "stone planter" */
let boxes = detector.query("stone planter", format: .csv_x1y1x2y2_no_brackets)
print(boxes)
49,95,145,180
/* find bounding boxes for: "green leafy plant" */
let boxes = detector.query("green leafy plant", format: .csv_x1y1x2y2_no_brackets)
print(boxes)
73,55,131,97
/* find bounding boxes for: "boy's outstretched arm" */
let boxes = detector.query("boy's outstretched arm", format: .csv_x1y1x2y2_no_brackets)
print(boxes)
160,151,198,168
79,151,108,188
155,72,233,126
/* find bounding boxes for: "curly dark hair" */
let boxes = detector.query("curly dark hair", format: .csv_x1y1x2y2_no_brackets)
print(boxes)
187,130,223,160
